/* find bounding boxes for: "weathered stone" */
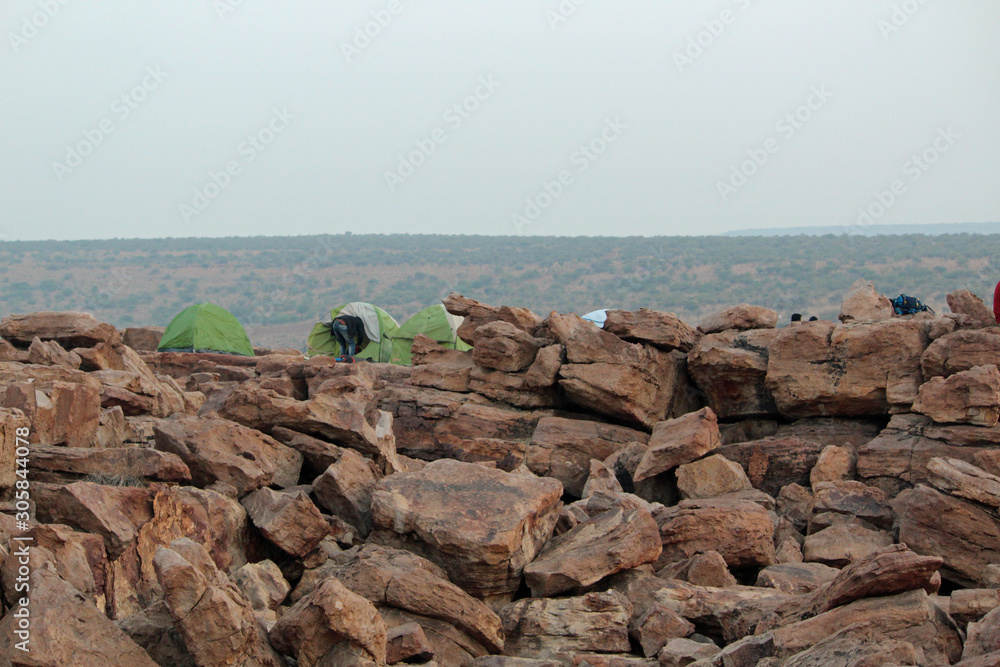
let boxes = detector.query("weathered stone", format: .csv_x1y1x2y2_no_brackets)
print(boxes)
96,405,131,447
657,551,737,588
765,319,929,418
922,329,1000,378
411,342,475,393
473,320,546,372
809,445,855,486
523,344,564,389
270,425,346,480
31,444,191,483
582,458,625,498
774,417,882,452
27,335,82,369
387,622,435,665
676,454,752,500
0,362,102,447
688,329,779,420
241,487,329,558
0,310,121,347
527,416,649,497
657,637,720,666
0,407,30,490
951,588,1000,625
116,600,197,667
634,408,720,483
230,559,290,611
32,522,109,610
927,456,1000,508
717,436,826,496
603,308,699,352
313,448,379,537
469,365,559,409
370,459,563,598
966,604,1000,659
780,624,923,667
811,480,893,529
802,523,893,567
444,292,543,344
123,326,166,352
500,591,632,660
837,279,894,323
893,484,1000,587
154,538,284,667
948,289,997,329
698,304,778,334
913,364,1000,426
755,563,839,595
629,602,696,658
524,506,661,597
153,414,302,495
269,576,388,666
653,497,775,570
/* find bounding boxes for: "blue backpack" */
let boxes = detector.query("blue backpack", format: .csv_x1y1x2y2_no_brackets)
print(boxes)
891,294,932,315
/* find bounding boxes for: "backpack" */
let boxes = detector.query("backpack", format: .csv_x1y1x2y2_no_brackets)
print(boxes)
891,294,932,315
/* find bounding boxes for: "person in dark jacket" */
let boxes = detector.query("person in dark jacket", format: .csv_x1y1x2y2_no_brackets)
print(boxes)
331,314,364,357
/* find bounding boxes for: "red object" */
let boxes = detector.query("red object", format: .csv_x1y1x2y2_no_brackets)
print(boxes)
994,281,1000,323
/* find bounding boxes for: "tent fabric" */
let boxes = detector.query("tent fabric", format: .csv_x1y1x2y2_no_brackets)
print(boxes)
389,304,471,365
157,303,254,356
582,309,609,327
307,303,400,362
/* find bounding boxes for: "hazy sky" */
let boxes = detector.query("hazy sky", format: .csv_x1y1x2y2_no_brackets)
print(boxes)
2,1,997,241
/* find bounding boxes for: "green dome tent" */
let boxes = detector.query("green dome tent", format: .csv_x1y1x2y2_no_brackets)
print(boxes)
306,302,400,362
390,304,471,365
157,303,254,356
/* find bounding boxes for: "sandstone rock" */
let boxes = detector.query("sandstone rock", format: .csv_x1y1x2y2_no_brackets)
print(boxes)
912,364,1000,426
312,449,379,537
387,622,435,664
123,326,166,352
444,293,543,344
966,605,1000,659
802,523,893,567
658,637,720,666
0,310,121,348
500,591,632,660
370,459,563,598
774,417,883,452
765,319,929,418
230,559,290,611
922,329,1000,378
270,425,346,479
241,487,329,558
0,407,30,490
0,362,102,447
527,416,649,497
927,456,1000,508
32,522,109,610
717,436,825,496
948,289,997,329
951,588,1000,625
755,563,839,595
653,497,775,570
524,506,661,597
468,364,559,409
0,565,158,666
676,454,752,500
893,484,1000,586
27,335,82,369
31,444,191,483
630,602,696,658
633,408,720,483
811,480,893,530
411,344,475,393
809,445,855,486
657,551,737,588
779,623,923,667
154,538,283,667
774,538,804,565
523,343,564,389
96,405,131,447
270,576,388,666
698,304,778,334
603,308,699,352
688,329,779,420
153,414,302,495
473,659,560,666
116,600,197,667
837,279,894,323
473,320,546,372
582,458,626,498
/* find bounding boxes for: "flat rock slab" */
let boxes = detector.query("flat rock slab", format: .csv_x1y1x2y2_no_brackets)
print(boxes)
500,591,632,660
698,304,778,334
603,308,700,352
653,497,775,570
370,459,563,598
634,407,720,482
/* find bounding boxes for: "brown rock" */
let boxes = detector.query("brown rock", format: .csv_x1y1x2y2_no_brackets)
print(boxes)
524,506,661,597
527,416,649,497
603,308,699,352
811,480,893,530
633,408,720,483
154,538,284,667
0,407,30,490
230,559,290,611
765,319,929,418
0,310,121,348
123,326,166,352
698,304,778,334
31,444,191,483
951,588,1000,625
802,523,893,567
774,417,882,452
653,497,775,569
676,454,752,500
0,362,102,447
717,436,825,496
96,405,131,448
893,484,1000,586
755,563,839,595
154,414,302,495
500,591,632,660
387,622,435,664
370,459,563,598
27,336,82,369
966,605,1000,659
411,346,474,393
241,487,329,558
688,329,779,420
922,329,1000,378
468,365,559,409
657,637,720,666
927,456,1000,508
948,289,997,329
116,600,197,667
313,448,379,536
657,551,737,588
444,292,543,344
630,602,696,658
523,344,564,389
582,458,625,498
912,364,1000,426
779,623,923,667
32,522,109,610
837,279,894,323
809,445,855,486
473,320,546,372
270,426,346,479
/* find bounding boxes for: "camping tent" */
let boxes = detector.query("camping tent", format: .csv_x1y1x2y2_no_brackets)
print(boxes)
582,309,609,327
306,302,400,362
390,304,471,365
157,303,254,356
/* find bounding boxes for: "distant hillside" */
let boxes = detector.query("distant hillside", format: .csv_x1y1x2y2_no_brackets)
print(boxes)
2,233,999,348
722,222,1000,237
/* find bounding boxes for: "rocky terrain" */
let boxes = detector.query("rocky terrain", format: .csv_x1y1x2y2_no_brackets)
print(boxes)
3,278,1000,665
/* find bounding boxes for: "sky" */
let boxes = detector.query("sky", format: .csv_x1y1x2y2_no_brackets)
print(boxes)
1,0,998,241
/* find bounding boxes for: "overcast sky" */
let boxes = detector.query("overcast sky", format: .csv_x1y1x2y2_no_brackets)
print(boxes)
1,1,997,241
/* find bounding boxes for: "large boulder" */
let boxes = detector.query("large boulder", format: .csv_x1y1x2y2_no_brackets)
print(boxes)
500,591,632,660
0,310,121,348
765,319,929,418
716,436,825,496
947,289,996,329
698,304,778,334
653,497,775,570
241,488,329,558
837,279,894,323
912,364,1000,426
0,407,30,491
633,407,720,483
675,454,752,500
122,325,166,352
369,459,563,599
688,329,779,420
473,320,547,372
0,362,102,447
603,308,700,352
927,456,1000,509
30,444,191,484
443,292,543,344
922,329,1000,378
312,448,380,536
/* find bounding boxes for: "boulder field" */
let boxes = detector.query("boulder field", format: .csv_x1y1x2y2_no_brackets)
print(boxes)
3,281,1000,665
